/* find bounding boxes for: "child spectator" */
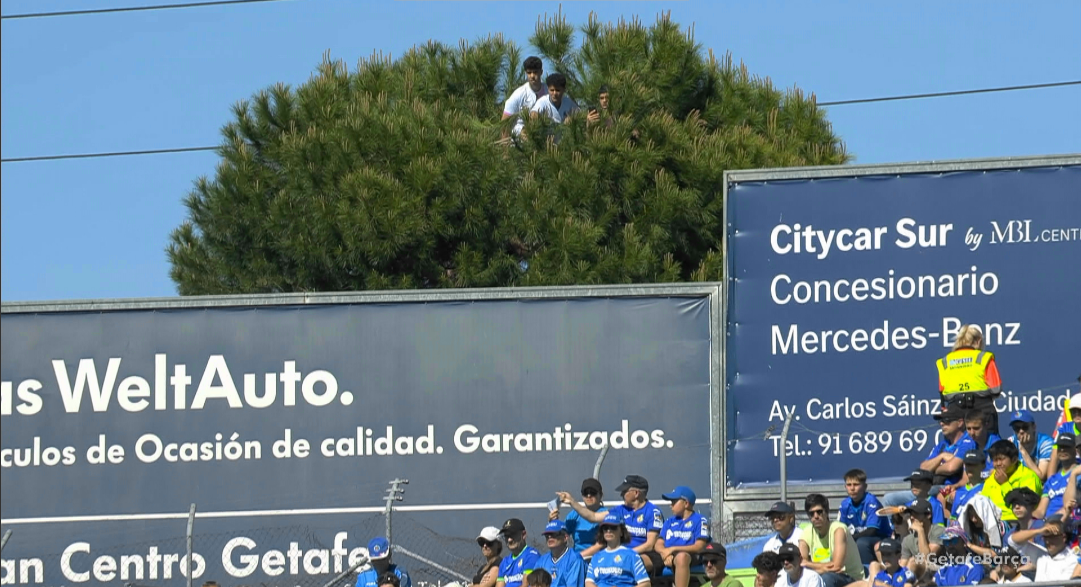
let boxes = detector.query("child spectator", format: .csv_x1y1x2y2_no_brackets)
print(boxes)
981,440,1043,524
903,470,946,526
989,546,1031,584
798,494,863,587
853,538,913,587
763,501,802,553
838,468,891,566
655,486,710,587
943,450,988,522
957,494,1008,565
1007,409,1054,481
751,552,783,587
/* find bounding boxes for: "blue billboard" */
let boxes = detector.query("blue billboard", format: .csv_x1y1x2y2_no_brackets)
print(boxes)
724,160,1081,488
1,292,714,586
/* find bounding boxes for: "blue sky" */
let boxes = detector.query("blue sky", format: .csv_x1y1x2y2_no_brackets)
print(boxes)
2,0,1079,302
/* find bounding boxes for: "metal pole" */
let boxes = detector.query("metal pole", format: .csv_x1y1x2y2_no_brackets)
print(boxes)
779,410,795,504
186,503,196,587
0,529,11,553
384,479,408,545
321,555,369,587
592,443,610,479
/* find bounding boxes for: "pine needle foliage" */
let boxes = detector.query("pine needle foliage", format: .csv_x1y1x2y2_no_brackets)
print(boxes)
169,10,849,295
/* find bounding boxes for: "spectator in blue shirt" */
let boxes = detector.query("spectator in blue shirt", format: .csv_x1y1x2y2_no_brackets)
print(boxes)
355,537,411,587
655,486,710,587
837,468,890,566
883,405,973,508
1036,432,1081,521
559,475,663,574
584,512,650,587
865,538,914,587
946,451,987,522
553,478,607,557
931,528,984,586
537,520,586,587
497,518,542,587
902,470,946,526
1007,409,1054,482
1054,391,1081,438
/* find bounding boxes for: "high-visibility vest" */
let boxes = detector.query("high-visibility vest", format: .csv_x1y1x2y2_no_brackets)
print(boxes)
937,348,994,395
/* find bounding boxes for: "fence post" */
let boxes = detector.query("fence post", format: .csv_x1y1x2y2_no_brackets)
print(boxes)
384,479,408,545
0,529,11,553
186,503,196,587
779,410,795,504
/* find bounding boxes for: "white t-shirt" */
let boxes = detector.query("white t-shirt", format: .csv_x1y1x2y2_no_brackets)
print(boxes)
1034,547,1079,582
996,574,1033,583
776,568,824,587
504,82,546,136
530,95,579,124
763,527,803,554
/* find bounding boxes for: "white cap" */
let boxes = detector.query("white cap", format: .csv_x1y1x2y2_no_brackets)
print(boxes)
477,526,500,542
1071,393,1081,408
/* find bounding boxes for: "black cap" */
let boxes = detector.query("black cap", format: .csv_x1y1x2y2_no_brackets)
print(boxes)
1005,487,1041,508
1058,433,1077,448
764,501,795,517
907,499,933,517
777,543,800,558
934,404,967,421
903,470,935,483
581,478,602,494
700,542,727,559
962,450,985,465
615,475,649,494
499,518,526,535
878,538,902,554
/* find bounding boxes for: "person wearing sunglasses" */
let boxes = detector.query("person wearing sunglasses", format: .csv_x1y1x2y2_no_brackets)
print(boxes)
763,501,803,554
776,543,824,587
496,518,542,587
797,494,862,587
699,542,739,587
558,475,663,574
555,478,608,557
584,512,650,587
473,527,505,587
537,520,587,587
1006,409,1054,482
1035,432,1080,521
1008,514,1081,583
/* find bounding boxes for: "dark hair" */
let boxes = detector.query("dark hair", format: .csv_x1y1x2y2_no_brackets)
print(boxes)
988,438,1019,460
752,552,783,574
599,522,631,545
805,494,830,512
545,73,567,90
598,84,609,94
378,572,401,587
843,469,867,483
527,569,552,587
965,411,985,424
523,56,543,72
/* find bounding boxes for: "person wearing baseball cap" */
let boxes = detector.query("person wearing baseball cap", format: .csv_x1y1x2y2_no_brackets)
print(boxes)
897,498,945,582
1007,408,1054,482
1035,431,1079,521
472,527,505,587
947,450,988,522
932,526,985,586
775,543,823,587
355,537,412,587
655,486,710,587
554,478,608,557
902,470,946,525
882,404,975,509
864,538,914,587
585,512,649,587
762,501,802,554
557,475,663,573
536,520,586,587
496,519,541,587
699,543,739,587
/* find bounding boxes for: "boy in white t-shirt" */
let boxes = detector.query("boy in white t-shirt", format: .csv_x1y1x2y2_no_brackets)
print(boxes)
502,56,546,138
530,73,579,128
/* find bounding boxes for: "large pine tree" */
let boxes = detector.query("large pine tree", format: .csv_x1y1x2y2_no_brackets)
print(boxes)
168,11,849,295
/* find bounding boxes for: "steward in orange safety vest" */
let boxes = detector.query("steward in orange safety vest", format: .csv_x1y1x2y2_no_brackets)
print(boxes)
937,324,1003,437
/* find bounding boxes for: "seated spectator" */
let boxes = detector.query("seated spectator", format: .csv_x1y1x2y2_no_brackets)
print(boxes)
537,520,586,587
798,494,864,587
379,572,402,587
966,410,1003,469
838,468,890,566
896,499,944,582
356,537,411,587
901,470,946,526
988,546,1029,584
497,519,542,587
1004,488,1042,578
473,527,505,587
981,439,1043,524
528,569,553,587
851,538,913,587
883,406,973,508
776,543,824,587
751,552,783,587
956,494,1007,565
584,512,650,587
931,527,985,586
763,501,803,553
943,450,987,522
1035,432,1080,521
530,73,580,129
555,478,607,556
1008,515,1081,583
557,475,663,575
655,486,710,587
502,56,546,138
1007,409,1054,482
1053,390,1081,439
698,542,740,587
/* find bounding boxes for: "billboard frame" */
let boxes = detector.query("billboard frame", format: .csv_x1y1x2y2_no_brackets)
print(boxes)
720,153,1081,505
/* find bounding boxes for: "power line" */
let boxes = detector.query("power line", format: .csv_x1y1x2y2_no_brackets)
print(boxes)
0,0,293,20
1,79,1078,163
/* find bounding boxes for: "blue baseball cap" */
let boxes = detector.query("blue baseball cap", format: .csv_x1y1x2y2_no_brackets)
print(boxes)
662,485,697,506
1009,410,1036,425
600,511,624,527
543,520,568,535
368,537,390,560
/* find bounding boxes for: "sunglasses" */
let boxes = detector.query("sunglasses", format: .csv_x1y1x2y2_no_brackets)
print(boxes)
479,541,496,549
1012,424,1032,432
601,526,620,532
582,490,599,497
807,509,826,518
703,558,723,567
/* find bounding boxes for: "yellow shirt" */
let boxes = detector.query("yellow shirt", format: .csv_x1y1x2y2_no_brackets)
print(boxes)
798,521,863,581
980,463,1042,521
